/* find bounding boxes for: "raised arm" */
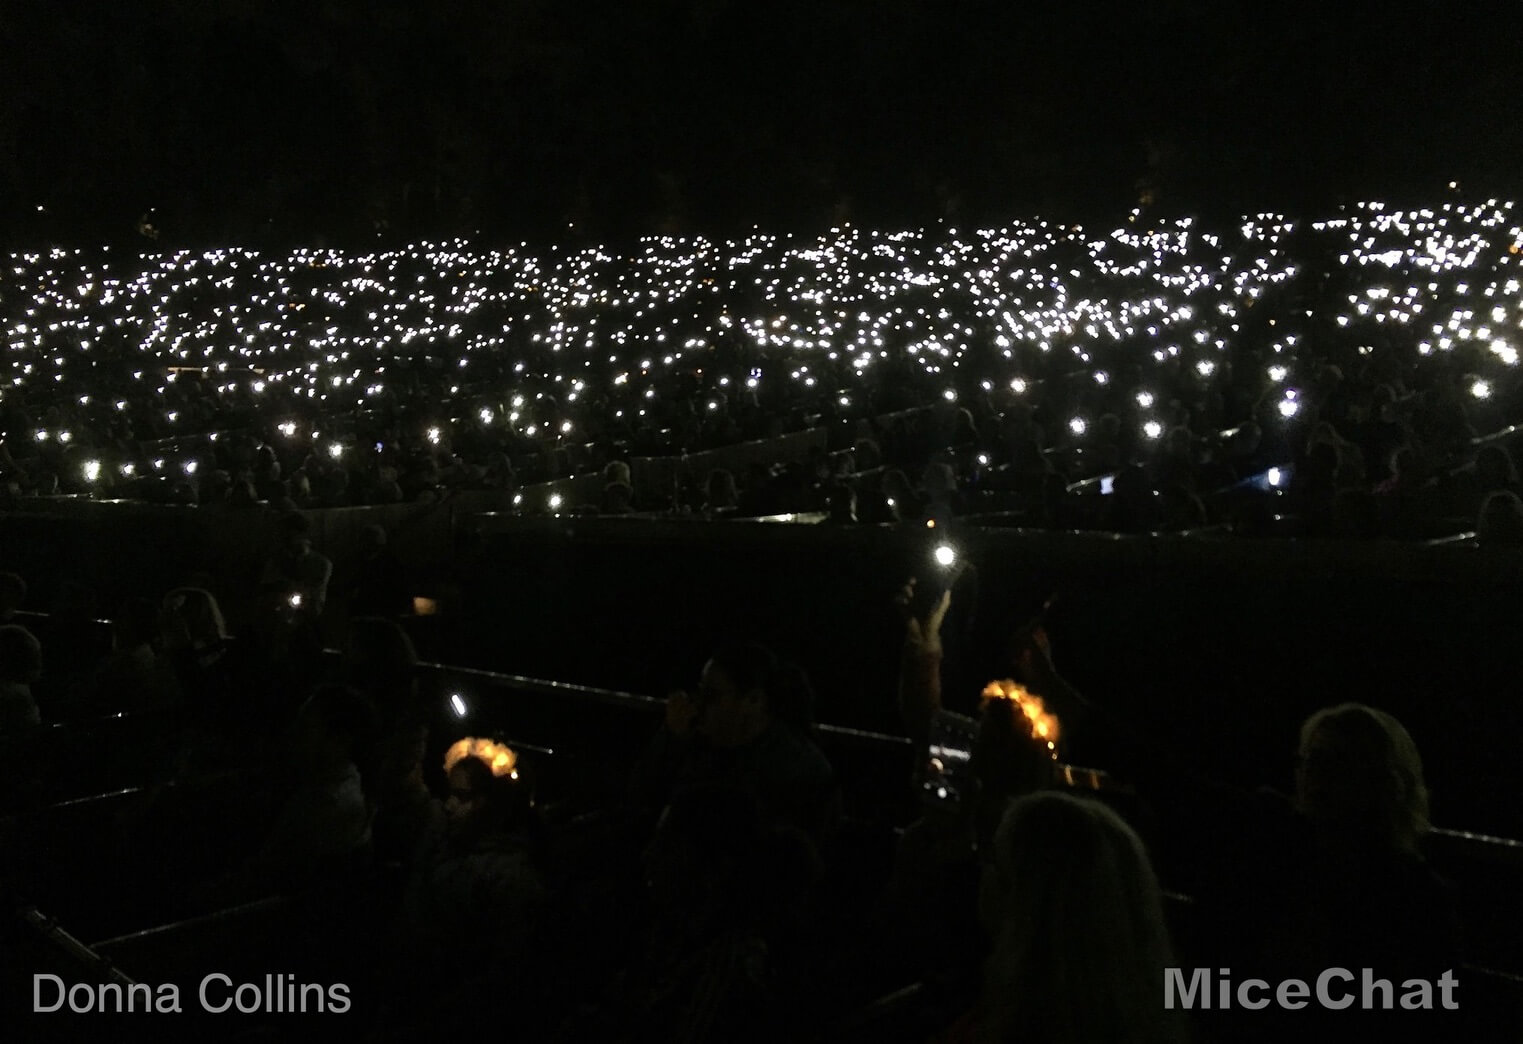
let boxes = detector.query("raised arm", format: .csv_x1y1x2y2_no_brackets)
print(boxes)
895,579,951,757
1009,620,1091,736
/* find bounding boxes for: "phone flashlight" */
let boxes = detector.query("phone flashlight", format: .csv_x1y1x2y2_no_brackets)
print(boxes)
911,544,968,618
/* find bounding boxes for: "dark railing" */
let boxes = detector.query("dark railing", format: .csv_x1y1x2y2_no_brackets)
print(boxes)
90,895,290,954
407,655,913,750
16,905,137,987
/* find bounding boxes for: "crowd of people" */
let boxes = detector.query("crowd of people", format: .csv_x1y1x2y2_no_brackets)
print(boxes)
0,199,1515,1037
0,199,1520,540
0,538,1480,1040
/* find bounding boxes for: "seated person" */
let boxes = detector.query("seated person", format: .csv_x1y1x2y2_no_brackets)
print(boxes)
347,525,409,619
259,511,333,617
200,685,375,904
0,624,42,732
159,586,265,744
1196,703,1463,1042
400,739,545,1018
632,643,838,842
703,468,740,517
943,791,1184,1044
93,596,180,714
601,479,635,514
1478,490,1523,546
0,571,25,623
562,785,816,1043
343,619,433,868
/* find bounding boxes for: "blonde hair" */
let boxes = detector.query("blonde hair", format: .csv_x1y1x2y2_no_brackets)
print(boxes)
161,587,227,647
1297,702,1430,854
980,792,1183,1044
443,737,518,779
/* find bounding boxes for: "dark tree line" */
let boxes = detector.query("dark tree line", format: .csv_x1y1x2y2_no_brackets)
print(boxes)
0,0,1516,247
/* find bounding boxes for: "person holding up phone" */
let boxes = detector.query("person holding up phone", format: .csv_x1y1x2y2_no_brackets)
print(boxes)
879,575,1063,997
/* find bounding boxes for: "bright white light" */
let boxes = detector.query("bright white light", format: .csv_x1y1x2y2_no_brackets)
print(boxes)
1471,379,1492,400
1136,391,1154,408
450,693,468,718
328,443,344,459
183,460,198,476
1069,417,1087,436
1267,467,1283,487
1278,398,1300,418
1143,420,1163,439
83,460,101,482
426,426,441,444
1010,379,1027,393
549,493,563,510
934,545,956,567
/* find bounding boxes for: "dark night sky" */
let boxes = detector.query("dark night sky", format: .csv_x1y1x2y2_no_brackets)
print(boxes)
1,0,1519,245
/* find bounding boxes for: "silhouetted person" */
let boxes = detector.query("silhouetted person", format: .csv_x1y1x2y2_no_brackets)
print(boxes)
348,525,409,619
0,624,42,731
400,741,547,1026
948,792,1185,1044
94,596,180,714
201,685,376,904
0,572,25,623
601,479,635,514
1478,490,1523,546
633,643,838,842
1200,703,1462,1043
260,511,334,617
564,785,815,1043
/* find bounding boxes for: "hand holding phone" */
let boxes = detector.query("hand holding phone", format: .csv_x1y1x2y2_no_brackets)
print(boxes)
901,580,952,650
923,708,980,809
908,543,967,621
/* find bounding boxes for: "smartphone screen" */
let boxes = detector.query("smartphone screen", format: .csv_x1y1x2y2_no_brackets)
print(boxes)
924,709,980,806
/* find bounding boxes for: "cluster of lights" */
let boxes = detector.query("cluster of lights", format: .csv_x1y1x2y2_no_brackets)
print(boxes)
0,199,1518,493
980,679,1060,755
442,736,519,780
